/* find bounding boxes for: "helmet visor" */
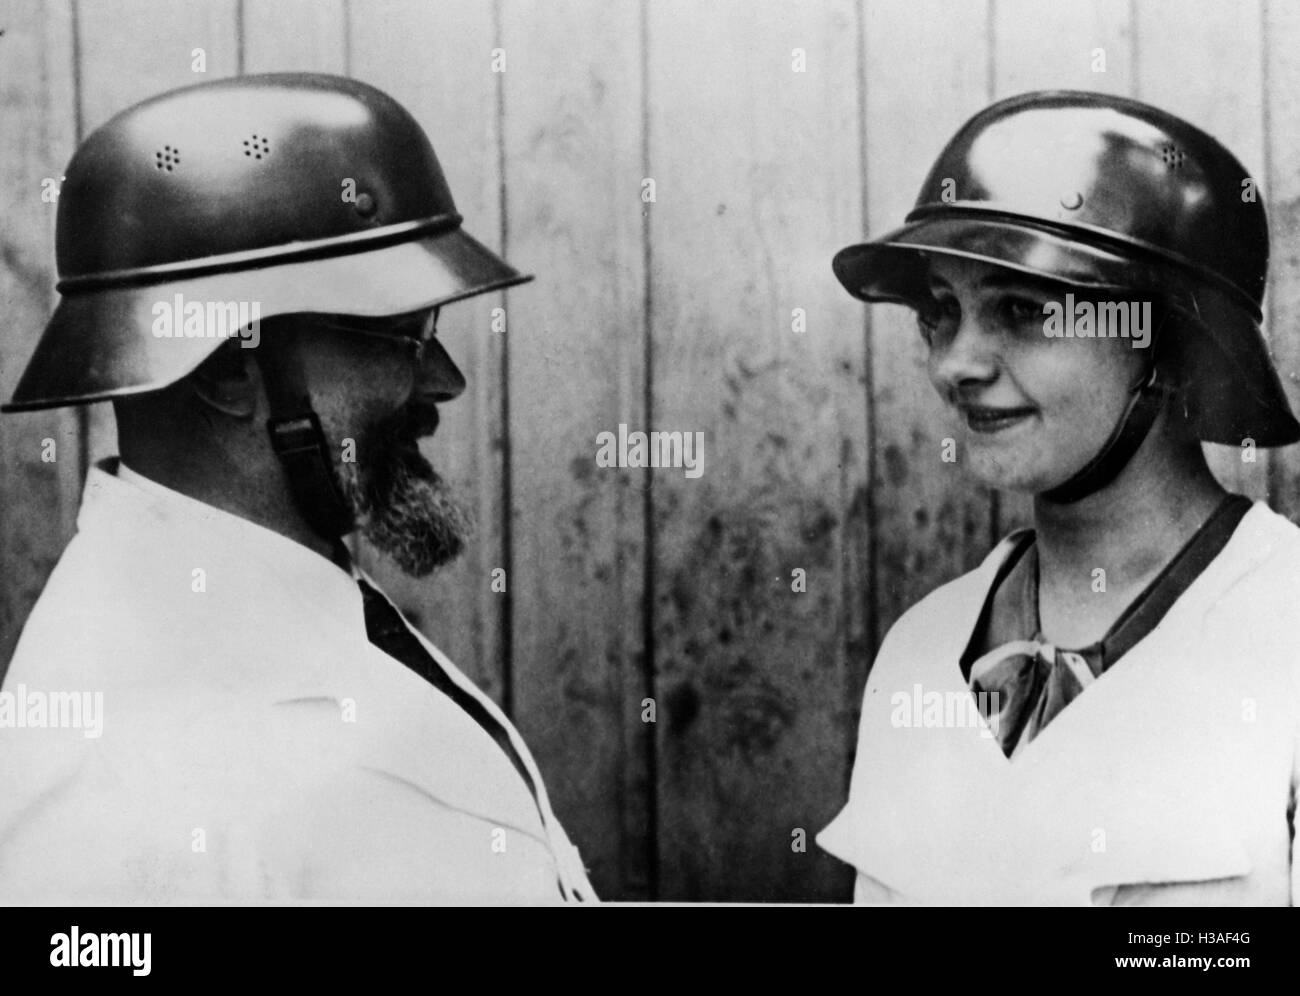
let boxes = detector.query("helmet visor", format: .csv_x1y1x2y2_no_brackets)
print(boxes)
3,226,529,412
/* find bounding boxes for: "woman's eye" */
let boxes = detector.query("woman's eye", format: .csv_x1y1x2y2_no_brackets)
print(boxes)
1001,297,1043,326
916,310,936,342
917,297,957,343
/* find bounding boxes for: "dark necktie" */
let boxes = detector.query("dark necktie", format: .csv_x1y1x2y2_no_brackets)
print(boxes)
356,577,539,806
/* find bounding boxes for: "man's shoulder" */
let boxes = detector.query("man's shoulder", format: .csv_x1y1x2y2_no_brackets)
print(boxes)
0,691,370,901
7,528,210,693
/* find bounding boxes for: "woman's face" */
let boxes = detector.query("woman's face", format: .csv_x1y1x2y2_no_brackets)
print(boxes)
920,254,1150,494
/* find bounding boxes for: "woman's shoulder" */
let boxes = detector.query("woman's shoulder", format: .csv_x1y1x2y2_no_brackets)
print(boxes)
1220,500,1300,580
874,528,1032,665
1208,500,1300,605
1240,499,1300,542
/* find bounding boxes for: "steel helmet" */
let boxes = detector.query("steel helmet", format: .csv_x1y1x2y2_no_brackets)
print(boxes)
833,90,1300,484
3,72,529,412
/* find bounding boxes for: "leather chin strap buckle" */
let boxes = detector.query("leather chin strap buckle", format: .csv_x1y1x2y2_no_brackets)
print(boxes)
258,323,356,540
267,410,356,538
1040,364,1165,505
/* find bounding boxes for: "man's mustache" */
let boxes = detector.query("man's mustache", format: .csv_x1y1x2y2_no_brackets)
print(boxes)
385,401,441,442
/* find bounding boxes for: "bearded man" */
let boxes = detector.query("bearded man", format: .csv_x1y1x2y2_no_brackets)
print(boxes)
0,73,593,903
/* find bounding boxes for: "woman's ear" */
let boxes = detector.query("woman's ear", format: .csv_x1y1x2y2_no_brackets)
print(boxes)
188,342,258,419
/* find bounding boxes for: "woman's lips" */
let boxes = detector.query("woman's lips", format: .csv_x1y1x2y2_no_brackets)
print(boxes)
960,405,1036,434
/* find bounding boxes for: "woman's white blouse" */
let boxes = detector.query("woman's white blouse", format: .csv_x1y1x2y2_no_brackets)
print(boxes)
818,502,1300,905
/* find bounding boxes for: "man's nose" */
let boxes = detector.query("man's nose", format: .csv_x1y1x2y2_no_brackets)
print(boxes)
416,337,467,402
929,311,999,396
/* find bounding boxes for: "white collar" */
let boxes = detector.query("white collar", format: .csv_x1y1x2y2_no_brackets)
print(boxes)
88,456,366,627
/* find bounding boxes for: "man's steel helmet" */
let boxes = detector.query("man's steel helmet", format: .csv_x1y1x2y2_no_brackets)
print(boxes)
833,89,1300,448
3,72,529,412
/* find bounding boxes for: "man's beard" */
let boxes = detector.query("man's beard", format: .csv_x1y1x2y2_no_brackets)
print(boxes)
337,403,474,577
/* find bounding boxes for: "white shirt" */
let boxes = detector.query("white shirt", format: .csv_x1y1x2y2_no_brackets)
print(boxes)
0,458,594,903
818,502,1300,905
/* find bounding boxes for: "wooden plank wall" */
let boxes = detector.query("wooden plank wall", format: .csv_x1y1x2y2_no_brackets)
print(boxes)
1,0,1297,902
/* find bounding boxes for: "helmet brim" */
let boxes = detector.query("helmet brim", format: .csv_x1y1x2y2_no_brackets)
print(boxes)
832,215,1160,306
833,215,1300,447
2,226,529,412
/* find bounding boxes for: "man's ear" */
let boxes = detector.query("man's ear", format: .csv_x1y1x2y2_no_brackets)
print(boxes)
189,342,258,419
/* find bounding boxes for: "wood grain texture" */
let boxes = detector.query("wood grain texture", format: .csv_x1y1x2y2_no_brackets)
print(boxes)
647,0,866,901
0,0,82,677
242,0,346,72
1262,0,1300,516
240,0,348,646
994,0,1132,97
863,0,994,646
500,0,650,899
3,0,1297,903
1136,0,1269,499
348,0,509,699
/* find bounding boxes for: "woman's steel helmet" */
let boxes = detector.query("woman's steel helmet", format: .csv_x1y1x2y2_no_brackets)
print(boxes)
833,90,1299,499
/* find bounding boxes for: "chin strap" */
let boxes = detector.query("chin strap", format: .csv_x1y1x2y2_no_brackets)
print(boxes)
1040,363,1166,504
257,325,355,540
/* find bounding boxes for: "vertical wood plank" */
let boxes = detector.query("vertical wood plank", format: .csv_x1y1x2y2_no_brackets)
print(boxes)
1136,0,1268,500
1262,0,1300,519
243,0,346,71
0,0,82,676
500,0,649,900
348,1,508,698
995,0,1133,96
648,0,866,901
73,0,240,468
992,0,1133,534
864,0,994,646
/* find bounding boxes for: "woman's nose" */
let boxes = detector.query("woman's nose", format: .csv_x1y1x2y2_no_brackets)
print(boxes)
928,311,999,395
416,337,467,402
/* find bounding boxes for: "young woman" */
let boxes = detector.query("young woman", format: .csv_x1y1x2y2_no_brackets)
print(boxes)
818,91,1300,905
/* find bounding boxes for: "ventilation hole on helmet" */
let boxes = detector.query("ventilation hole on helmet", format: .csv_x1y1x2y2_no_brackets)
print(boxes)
1159,144,1187,169
154,145,181,171
243,134,271,158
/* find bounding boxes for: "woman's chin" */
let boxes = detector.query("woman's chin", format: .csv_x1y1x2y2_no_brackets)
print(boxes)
962,456,1059,495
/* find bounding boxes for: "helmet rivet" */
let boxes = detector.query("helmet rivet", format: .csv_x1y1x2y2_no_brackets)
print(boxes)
354,191,377,218
1060,191,1084,210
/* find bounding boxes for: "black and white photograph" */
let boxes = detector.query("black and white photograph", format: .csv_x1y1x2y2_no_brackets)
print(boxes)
0,0,1291,960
